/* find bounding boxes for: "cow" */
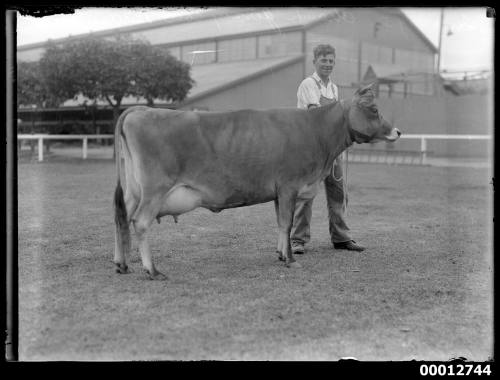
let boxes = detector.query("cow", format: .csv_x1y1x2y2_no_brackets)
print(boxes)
113,84,401,280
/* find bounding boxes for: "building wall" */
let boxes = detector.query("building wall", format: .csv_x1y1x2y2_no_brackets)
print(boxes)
443,94,493,157
355,94,492,158
332,8,433,52
182,60,303,111
306,8,436,95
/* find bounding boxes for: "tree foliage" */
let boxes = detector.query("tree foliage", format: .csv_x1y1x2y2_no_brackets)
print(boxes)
127,41,194,106
37,35,195,122
17,61,62,108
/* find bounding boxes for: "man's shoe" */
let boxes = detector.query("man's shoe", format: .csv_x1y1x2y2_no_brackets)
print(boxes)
291,242,305,255
333,240,365,251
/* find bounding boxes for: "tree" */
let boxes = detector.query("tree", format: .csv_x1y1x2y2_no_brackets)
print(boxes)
17,61,62,152
127,41,194,106
17,61,62,108
39,36,194,126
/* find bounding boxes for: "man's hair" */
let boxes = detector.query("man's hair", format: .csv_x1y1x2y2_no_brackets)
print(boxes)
313,44,336,60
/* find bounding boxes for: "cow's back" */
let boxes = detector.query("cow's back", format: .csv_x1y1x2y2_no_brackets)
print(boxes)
121,106,327,209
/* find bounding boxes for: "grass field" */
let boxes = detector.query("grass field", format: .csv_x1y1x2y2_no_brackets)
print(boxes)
17,155,493,361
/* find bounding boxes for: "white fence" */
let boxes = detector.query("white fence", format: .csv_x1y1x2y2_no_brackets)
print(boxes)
18,133,492,163
399,134,492,165
18,134,114,162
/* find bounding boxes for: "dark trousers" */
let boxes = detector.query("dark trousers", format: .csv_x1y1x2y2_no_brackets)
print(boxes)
290,155,351,246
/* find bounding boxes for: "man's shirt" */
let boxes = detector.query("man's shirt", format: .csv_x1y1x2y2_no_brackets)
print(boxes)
297,71,339,109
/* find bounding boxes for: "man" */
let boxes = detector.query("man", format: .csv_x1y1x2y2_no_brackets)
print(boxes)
292,44,365,254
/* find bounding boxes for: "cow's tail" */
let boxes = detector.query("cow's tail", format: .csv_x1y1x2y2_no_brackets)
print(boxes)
113,108,135,267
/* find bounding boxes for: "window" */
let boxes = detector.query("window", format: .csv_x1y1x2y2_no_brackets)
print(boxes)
181,41,216,65
258,31,302,58
218,37,257,62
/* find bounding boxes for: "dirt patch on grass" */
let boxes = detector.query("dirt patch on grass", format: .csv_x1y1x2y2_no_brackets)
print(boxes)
17,159,493,361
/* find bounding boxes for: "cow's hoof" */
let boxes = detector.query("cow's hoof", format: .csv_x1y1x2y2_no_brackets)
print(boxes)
144,269,168,281
277,251,285,261
114,263,132,274
286,261,302,269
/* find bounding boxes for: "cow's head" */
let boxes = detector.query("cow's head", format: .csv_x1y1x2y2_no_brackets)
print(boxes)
347,83,401,144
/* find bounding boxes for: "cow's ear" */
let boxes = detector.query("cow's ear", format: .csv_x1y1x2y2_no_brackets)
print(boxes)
353,83,375,103
357,82,375,95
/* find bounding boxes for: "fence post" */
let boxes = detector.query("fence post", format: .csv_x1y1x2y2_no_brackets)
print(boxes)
420,137,427,165
38,137,44,162
83,137,88,159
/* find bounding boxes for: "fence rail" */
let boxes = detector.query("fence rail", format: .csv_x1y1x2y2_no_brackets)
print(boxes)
18,133,492,163
18,134,114,161
399,134,491,164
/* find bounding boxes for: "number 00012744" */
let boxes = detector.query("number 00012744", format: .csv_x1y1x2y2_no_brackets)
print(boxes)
419,364,492,376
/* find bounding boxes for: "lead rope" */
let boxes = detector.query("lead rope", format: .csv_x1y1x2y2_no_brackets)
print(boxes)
332,150,348,184
333,100,349,184
343,98,349,188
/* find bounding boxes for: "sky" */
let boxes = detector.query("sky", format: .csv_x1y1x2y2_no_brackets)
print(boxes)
15,7,494,74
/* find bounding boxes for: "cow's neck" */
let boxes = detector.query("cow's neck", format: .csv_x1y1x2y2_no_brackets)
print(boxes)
313,100,354,162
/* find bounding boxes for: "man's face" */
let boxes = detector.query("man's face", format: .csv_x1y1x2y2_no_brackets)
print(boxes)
313,53,335,79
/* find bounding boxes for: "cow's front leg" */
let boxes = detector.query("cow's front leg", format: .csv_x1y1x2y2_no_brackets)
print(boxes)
277,190,301,268
274,199,285,262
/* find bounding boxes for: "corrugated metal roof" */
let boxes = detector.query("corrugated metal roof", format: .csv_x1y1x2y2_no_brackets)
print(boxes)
18,8,437,55
18,8,338,50
136,8,336,45
186,55,303,103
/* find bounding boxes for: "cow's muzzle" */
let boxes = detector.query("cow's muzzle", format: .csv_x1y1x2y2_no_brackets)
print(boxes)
386,128,402,142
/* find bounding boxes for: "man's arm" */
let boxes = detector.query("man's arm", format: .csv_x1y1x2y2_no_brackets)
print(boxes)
297,78,320,109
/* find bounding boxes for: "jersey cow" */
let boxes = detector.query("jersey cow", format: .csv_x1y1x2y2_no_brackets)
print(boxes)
113,84,401,280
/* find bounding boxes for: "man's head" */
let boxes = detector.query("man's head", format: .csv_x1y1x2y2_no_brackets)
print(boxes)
313,44,336,81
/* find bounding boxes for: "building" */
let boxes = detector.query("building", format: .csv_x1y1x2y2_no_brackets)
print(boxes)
18,7,491,158
17,7,441,112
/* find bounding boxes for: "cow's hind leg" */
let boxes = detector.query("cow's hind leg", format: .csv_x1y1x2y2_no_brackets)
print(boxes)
114,183,133,274
277,190,301,268
132,196,168,281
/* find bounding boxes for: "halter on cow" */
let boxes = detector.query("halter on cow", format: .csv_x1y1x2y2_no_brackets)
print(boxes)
113,84,401,280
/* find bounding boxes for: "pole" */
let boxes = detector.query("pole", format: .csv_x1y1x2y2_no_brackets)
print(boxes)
38,137,44,162
83,136,88,159
437,8,444,74
421,137,427,165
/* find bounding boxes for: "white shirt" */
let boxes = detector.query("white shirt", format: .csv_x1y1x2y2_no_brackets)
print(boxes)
297,72,339,109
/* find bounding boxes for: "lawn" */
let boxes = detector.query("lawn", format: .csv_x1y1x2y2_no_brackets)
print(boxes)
17,156,493,361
